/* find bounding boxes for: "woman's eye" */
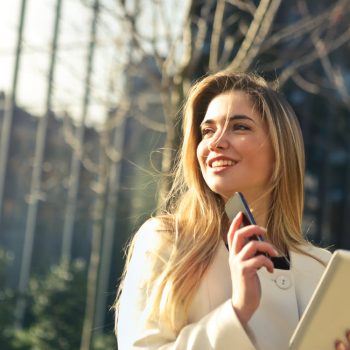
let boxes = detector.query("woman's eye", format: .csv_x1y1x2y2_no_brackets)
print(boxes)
201,128,214,137
233,124,250,131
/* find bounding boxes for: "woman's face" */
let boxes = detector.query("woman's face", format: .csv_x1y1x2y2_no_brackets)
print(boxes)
196,90,274,202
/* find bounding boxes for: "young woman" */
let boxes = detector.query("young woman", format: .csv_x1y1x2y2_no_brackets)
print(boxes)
115,72,349,349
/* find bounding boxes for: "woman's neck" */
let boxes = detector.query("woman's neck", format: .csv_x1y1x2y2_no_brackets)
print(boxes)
244,191,271,228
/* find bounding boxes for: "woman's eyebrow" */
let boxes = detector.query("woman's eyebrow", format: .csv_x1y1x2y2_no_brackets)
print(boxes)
229,114,255,123
200,114,255,127
199,119,214,128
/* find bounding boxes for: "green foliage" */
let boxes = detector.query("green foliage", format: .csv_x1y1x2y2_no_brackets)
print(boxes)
0,249,16,348
92,333,116,350
0,248,116,350
4,259,87,350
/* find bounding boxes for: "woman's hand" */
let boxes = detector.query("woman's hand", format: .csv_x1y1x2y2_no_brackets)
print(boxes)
227,212,279,326
335,331,350,350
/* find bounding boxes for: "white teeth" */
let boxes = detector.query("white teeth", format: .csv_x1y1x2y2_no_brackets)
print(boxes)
211,159,236,167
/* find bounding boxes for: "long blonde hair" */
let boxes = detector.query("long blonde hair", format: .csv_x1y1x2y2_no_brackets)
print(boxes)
115,72,308,334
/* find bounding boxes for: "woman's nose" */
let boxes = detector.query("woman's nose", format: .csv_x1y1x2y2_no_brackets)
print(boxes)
208,133,229,150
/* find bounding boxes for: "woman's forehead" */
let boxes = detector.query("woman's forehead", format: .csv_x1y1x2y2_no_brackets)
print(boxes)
202,91,260,123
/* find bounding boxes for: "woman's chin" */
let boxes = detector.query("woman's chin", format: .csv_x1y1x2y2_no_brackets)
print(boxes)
210,186,236,201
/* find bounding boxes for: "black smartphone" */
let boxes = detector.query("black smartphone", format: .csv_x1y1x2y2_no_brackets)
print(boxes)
225,192,264,242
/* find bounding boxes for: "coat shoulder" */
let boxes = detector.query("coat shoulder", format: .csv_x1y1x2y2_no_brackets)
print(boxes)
297,243,332,265
131,216,174,267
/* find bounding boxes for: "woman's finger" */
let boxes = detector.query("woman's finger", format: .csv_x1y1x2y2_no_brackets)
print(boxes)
335,340,349,350
239,254,275,274
238,240,279,261
334,330,350,350
230,224,268,255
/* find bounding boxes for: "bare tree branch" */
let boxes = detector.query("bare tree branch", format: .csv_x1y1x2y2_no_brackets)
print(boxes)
226,0,257,16
292,73,322,95
225,0,281,72
181,0,214,77
209,0,226,71
154,0,174,55
62,115,99,174
278,23,350,86
132,109,167,133
294,0,350,109
261,11,329,51
311,31,350,109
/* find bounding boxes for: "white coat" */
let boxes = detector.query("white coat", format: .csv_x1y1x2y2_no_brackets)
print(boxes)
117,219,331,350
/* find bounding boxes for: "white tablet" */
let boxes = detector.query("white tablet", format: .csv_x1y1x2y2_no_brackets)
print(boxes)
289,249,350,350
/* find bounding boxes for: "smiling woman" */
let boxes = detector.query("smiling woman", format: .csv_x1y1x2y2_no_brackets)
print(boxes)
113,72,344,350
196,90,274,207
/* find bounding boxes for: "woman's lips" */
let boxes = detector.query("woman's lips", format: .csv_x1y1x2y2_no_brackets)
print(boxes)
211,159,237,168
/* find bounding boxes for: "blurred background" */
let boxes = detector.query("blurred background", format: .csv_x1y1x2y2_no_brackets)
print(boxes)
0,0,350,349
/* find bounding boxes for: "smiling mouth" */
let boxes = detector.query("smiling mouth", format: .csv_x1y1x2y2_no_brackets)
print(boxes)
211,159,237,168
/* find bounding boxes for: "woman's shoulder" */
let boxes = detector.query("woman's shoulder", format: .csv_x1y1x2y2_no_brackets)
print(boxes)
132,216,174,259
135,215,174,240
296,243,332,265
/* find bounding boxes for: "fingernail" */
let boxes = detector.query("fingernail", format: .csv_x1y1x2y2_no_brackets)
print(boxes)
335,340,346,350
233,212,241,220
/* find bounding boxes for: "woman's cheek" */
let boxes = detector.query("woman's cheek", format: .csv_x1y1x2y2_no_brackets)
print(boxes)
196,141,207,163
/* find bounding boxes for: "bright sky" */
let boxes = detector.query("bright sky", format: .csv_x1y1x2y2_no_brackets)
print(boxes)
0,0,188,126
